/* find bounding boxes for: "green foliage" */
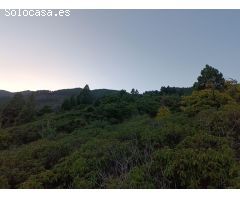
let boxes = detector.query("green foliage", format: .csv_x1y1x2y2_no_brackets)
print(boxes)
40,120,57,139
136,96,159,117
0,93,36,128
131,88,139,95
155,107,171,121
1,66,240,189
1,93,25,128
61,99,71,111
61,85,94,111
194,64,225,90
160,86,192,96
182,89,234,116
225,79,240,102
77,84,93,105
16,94,36,125
150,134,238,188
37,105,52,116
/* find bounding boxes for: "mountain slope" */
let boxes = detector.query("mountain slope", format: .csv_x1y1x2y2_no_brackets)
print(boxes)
0,88,119,109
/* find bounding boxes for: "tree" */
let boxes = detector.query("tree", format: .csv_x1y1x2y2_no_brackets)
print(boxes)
70,95,77,107
16,93,36,125
38,105,52,116
0,93,25,128
194,65,225,90
155,106,171,121
131,89,139,95
150,134,238,188
161,86,177,95
225,79,240,102
61,99,71,111
182,89,234,116
136,97,159,117
77,84,93,105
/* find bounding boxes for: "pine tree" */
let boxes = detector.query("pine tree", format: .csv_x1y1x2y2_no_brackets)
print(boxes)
194,65,225,90
77,84,93,105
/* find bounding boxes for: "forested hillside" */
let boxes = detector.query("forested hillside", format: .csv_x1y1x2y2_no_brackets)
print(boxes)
0,88,118,109
1,65,240,188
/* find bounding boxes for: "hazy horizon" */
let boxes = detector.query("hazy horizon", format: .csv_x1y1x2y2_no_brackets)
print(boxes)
1,10,240,92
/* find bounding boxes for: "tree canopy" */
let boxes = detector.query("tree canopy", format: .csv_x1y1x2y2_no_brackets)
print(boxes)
194,64,225,90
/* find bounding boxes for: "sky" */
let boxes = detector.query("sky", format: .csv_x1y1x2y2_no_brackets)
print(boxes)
0,10,240,92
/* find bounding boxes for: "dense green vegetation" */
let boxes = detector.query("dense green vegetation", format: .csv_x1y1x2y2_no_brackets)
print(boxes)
1,65,240,188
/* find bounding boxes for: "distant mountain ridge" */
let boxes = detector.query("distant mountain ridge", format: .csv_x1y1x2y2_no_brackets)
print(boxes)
0,90,13,97
0,88,119,109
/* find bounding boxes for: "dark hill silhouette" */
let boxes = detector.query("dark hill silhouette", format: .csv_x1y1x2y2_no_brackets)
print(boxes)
0,88,119,109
